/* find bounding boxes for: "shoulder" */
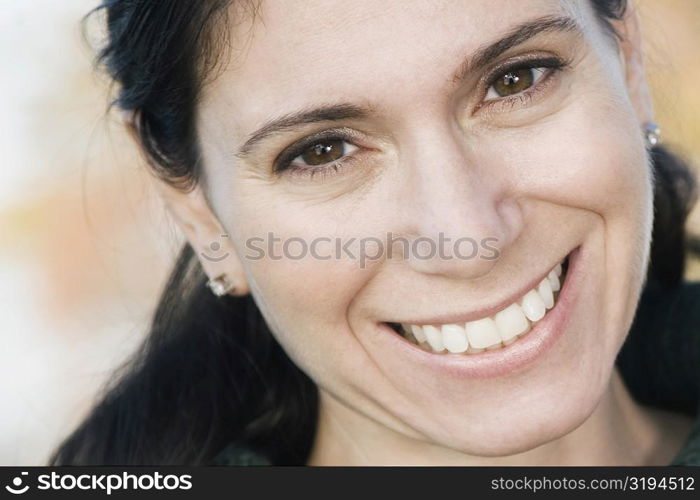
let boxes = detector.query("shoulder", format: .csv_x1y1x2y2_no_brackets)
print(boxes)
671,418,700,466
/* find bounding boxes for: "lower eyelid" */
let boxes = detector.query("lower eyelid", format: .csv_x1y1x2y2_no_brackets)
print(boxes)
285,147,367,178
285,157,354,181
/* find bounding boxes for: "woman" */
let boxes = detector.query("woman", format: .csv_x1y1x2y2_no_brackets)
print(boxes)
51,0,700,465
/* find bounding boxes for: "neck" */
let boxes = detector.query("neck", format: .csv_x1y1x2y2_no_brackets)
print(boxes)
307,368,689,466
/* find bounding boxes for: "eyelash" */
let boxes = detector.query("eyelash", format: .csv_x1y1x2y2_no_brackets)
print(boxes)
479,55,568,112
273,129,362,180
274,55,569,180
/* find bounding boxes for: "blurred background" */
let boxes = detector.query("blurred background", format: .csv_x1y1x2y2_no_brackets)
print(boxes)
0,0,698,465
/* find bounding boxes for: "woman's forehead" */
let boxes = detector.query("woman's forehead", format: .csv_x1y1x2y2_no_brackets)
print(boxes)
199,0,593,146
222,0,583,75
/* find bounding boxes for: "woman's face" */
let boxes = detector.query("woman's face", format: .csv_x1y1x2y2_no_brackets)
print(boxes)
194,0,653,456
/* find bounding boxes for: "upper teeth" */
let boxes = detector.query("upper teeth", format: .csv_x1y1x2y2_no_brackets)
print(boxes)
400,262,564,354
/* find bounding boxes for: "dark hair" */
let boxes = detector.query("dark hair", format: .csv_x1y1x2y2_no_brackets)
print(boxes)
50,0,697,465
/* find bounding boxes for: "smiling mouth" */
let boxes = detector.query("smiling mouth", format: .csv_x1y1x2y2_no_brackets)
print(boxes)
386,256,570,354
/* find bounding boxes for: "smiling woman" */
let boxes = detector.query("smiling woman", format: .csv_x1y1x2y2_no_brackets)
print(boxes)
50,0,700,465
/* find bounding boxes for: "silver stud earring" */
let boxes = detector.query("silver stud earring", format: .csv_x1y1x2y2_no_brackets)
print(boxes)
207,274,236,297
644,122,661,148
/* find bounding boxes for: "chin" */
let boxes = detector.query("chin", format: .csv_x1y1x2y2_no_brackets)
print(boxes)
424,366,612,459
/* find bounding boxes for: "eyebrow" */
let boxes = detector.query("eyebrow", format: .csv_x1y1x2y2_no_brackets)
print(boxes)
452,15,581,83
236,103,370,158
235,14,581,158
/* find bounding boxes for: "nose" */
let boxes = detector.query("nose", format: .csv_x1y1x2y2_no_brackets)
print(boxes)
392,124,523,280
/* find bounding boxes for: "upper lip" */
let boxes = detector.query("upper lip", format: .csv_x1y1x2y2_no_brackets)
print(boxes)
384,253,570,327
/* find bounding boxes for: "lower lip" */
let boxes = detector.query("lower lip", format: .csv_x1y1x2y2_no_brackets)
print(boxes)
376,246,584,379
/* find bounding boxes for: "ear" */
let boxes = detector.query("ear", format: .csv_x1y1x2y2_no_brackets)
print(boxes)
613,3,655,125
153,178,250,296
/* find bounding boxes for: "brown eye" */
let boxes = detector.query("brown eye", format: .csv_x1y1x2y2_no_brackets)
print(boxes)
300,139,346,166
293,138,358,167
486,67,546,100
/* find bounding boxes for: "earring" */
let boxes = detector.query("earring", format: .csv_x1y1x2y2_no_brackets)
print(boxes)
644,122,661,148
207,274,236,297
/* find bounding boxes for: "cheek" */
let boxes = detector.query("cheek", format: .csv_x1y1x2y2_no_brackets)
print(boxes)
495,99,652,222
517,97,653,350
488,92,654,287
533,98,653,278
478,94,653,348
230,204,376,371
